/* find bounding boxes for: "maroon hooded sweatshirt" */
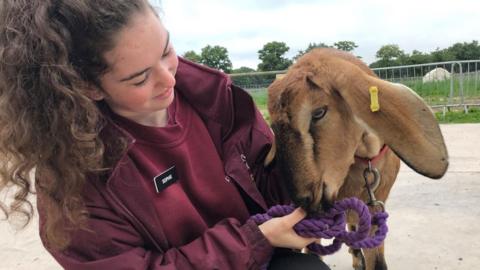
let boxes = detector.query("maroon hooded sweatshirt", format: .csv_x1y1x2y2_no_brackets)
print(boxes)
36,57,291,270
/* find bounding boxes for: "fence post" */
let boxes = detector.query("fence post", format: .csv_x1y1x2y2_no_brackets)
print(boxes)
448,62,467,114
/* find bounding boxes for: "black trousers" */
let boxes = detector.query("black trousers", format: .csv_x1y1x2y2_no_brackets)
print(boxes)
267,249,331,270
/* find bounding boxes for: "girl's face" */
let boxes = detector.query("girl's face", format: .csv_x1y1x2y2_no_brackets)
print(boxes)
96,9,178,126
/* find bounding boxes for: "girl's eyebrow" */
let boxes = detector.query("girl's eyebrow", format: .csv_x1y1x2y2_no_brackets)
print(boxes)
119,67,150,82
118,31,170,82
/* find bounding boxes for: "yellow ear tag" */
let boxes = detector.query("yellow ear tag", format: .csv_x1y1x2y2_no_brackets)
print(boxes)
369,86,380,112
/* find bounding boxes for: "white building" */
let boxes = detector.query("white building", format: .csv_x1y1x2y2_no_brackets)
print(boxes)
422,67,451,83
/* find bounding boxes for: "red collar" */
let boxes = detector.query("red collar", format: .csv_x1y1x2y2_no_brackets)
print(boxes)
354,145,390,167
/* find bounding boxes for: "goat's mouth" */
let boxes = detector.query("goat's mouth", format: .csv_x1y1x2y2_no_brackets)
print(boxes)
320,195,335,212
293,184,336,215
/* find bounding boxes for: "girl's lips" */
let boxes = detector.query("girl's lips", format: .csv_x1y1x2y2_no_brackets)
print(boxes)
155,87,173,100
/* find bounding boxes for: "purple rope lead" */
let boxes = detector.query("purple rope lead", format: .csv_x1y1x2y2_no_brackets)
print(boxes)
250,197,388,256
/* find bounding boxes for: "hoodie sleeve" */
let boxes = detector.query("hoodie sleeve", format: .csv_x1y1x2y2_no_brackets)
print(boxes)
37,186,273,270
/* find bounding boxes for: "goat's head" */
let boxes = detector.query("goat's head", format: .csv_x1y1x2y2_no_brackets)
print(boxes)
265,48,449,213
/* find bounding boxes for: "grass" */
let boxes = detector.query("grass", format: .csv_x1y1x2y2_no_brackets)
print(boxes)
249,90,269,122
435,107,480,124
248,88,480,124
392,75,480,106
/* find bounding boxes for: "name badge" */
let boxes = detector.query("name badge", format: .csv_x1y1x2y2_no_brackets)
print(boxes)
153,166,178,193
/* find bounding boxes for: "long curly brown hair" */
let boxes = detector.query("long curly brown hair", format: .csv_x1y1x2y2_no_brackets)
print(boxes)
0,0,149,249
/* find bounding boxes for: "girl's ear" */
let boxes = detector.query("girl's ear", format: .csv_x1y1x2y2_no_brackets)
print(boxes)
84,87,106,101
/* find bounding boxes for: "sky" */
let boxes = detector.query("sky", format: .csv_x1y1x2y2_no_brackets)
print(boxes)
150,0,479,70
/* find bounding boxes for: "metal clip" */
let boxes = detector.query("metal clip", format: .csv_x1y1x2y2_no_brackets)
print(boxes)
363,161,385,211
369,200,385,212
363,162,380,192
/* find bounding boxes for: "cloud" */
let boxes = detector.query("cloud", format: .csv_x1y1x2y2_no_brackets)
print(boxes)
156,0,479,69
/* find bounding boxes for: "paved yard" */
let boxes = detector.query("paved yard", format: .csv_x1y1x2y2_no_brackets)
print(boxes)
1,124,479,270
325,123,480,269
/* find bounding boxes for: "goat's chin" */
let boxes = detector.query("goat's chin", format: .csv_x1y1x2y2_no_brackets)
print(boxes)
292,196,314,213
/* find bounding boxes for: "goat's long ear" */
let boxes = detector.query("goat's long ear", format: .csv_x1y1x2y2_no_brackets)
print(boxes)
324,71,449,179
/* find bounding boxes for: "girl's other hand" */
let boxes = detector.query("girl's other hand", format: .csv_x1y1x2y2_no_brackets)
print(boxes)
258,207,317,249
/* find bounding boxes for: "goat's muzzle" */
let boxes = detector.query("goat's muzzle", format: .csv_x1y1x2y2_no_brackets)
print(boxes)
294,185,335,215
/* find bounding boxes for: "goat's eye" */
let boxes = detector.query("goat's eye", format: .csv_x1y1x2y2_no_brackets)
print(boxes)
312,107,327,121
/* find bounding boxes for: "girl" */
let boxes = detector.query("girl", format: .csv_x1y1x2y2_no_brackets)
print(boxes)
0,0,330,269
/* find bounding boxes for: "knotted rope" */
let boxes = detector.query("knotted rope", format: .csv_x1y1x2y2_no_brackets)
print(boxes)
250,197,388,255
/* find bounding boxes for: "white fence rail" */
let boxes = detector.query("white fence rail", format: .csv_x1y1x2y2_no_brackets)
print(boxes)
371,60,480,114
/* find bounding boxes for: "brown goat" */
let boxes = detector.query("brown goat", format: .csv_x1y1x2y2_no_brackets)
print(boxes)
264,48,448,270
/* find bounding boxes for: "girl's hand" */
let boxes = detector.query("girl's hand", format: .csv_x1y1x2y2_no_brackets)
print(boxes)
258,207,317,249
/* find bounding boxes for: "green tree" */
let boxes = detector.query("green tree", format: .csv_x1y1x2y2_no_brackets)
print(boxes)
333,41,358,52
294,42,330,60
182,50,201,63
370,44,405,67
431,48,455,62
447,40,480,60
376,44,404,61
231,66,255,73
230,67,260,88
404,50,433,65
200,45,233,73
257,41,292,71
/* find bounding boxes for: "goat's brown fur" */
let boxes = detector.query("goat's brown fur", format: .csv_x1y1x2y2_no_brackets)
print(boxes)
266,48,448,270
